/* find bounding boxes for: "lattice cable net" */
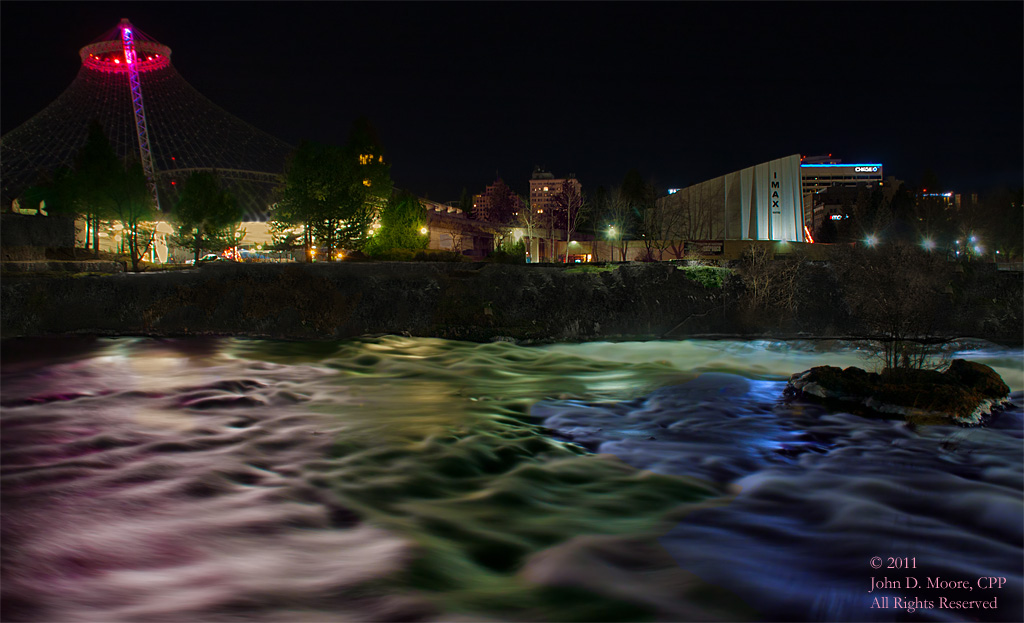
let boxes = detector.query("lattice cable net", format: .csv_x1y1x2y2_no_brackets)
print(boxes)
1,22,292,221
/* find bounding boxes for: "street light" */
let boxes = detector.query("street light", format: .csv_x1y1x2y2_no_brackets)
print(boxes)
865,234,878,247
607,225,619,261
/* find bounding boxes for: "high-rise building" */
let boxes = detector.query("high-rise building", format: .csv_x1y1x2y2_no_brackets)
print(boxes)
799,155,885,232
1,19,292,221
472,180,519,223
528,167,581,216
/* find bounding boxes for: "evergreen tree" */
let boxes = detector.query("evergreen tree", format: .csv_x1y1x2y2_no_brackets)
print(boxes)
620,169,655,208
108,158,157,271
272,119,392,261
365,190,428,255
171,171,243,263
459,187,473,218
75,120,121,256
487,179,519,224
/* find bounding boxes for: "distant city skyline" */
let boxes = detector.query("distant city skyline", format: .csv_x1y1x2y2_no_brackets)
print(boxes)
2,1,1021,202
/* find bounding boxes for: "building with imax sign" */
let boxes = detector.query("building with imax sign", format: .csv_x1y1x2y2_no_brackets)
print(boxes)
658,154,883,242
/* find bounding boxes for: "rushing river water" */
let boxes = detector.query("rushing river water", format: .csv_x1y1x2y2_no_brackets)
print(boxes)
1,337,1021,622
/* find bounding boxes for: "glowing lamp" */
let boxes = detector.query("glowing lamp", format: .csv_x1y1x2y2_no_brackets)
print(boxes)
420,227,428,234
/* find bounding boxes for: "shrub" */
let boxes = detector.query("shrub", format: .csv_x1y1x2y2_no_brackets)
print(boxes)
488,240,526,264
566,265,619,275
737,243,804,311
369,248,416,262
680,265,730,288
413,249,467,262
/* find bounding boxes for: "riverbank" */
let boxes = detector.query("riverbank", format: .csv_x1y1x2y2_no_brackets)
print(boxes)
2,261,1021,344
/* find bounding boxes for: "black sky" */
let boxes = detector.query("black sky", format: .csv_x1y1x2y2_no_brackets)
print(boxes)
2,1,1022,202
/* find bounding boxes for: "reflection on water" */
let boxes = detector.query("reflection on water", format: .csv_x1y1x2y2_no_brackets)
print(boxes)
1,336,1021,622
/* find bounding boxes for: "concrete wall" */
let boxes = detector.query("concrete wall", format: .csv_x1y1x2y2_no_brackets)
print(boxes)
1,213,75,250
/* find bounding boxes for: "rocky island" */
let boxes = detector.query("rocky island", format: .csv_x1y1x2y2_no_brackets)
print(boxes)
787,358,1012,425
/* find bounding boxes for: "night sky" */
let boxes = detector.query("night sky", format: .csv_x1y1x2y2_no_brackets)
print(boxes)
2,1,1021,203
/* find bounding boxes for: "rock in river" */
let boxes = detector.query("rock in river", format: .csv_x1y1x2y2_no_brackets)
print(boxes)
786,359,1011,425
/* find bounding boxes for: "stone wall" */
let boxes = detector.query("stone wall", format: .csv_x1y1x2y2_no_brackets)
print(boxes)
1,261,1020,344
1,213,75,250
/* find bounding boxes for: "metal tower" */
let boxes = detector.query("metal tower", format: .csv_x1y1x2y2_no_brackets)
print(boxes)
118,19,160,210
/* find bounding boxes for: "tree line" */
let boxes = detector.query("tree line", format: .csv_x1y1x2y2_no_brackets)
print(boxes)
811,179,1022,260
17,117,433,267
19,120,1021,267
19,120,246,270
266,118,427,261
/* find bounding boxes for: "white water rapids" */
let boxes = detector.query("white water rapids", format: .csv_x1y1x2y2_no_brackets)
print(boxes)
1,337,1021,622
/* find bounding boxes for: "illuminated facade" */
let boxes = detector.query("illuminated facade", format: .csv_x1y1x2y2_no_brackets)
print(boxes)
660,154,888,242
800,158,884,229
657,154,806,242
1,19,291,222
800,163,884,194
528,167,581,216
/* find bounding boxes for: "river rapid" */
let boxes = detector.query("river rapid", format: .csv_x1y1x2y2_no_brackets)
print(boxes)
1,337,1021,622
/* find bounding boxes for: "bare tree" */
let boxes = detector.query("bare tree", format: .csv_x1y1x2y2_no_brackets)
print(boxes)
602,190,637,261
447,229,465,253
553,180,586,263
833,242,948,373
516,197,540,262
639,201,682,261
737,243,804,314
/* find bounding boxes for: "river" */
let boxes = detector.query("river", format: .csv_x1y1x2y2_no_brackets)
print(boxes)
2,337,1021,622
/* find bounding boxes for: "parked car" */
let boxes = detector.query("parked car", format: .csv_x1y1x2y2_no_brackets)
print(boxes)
197,253,232,263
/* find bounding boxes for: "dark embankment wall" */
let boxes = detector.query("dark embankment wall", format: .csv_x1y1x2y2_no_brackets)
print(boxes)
1,262,1021,343
1,214,76,261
